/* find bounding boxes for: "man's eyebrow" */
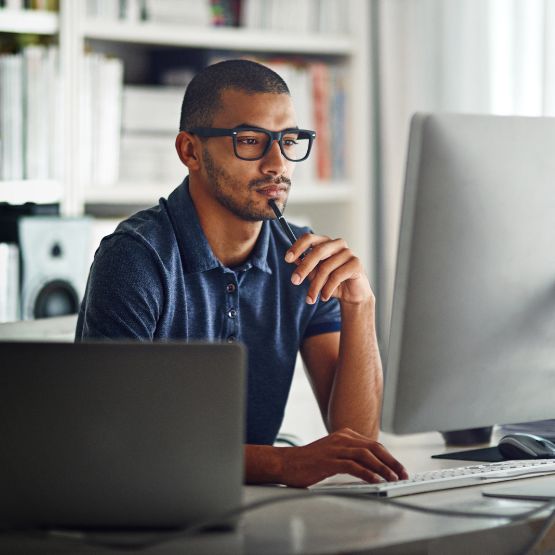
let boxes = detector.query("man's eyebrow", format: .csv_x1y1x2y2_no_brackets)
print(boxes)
234,123,300,130
234,123,262,129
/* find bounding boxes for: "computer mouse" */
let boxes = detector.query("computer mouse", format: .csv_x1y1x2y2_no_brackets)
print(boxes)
498,433,555,460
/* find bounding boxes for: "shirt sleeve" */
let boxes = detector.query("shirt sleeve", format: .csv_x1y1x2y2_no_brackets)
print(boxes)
303,296,342,339
75,232,164,341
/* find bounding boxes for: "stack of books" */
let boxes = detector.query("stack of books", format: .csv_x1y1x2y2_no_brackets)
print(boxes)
120,85,187,187
0,46,61,181
241,0,350,34
0,47,122,188
85,0,348,32
86,0,240,26
80,53,124,188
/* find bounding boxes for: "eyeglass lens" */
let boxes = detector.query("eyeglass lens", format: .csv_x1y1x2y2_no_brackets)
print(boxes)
235,130,311,161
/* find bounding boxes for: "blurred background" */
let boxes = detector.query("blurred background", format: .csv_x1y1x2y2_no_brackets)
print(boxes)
1,0,553,442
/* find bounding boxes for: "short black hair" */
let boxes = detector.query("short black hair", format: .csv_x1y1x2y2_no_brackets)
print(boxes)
179,59,290,131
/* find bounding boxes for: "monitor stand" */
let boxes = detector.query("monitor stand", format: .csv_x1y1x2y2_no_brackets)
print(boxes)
440,426,493,447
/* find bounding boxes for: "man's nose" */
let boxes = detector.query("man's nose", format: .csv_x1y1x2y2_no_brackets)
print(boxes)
260,139,287,176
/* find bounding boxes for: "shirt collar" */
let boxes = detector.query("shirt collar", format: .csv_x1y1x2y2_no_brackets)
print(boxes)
166,176,272,275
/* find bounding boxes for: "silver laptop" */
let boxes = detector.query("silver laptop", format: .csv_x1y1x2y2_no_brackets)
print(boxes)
0,341,246,530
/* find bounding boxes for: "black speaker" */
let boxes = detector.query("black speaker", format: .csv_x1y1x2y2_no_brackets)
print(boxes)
18,217,92,320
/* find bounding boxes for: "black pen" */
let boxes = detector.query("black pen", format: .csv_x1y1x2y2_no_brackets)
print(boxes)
268,199,307,261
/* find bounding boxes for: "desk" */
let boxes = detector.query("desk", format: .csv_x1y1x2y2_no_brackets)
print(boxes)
2,432,554,554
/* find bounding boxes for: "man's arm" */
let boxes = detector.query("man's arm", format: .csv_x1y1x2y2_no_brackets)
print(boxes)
293,232,382,437
300,299,382,438
244,233,407,488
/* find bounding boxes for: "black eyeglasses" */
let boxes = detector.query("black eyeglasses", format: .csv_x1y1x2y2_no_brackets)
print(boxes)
186,126,316,162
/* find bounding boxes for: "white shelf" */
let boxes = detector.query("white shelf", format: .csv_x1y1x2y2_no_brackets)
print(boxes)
84,182,354,205
84,184,172,205
0,9,58,34
0,180,63,205
83,20,353,55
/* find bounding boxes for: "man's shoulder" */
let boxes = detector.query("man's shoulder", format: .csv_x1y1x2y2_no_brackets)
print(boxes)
118,201,173,241
97,200,178,263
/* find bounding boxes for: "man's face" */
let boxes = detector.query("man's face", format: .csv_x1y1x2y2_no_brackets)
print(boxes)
199,89,297,222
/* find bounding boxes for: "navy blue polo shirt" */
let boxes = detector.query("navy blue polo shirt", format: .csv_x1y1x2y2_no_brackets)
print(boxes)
76,177,341,445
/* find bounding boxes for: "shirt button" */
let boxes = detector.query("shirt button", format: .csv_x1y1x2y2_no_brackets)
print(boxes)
227,335,236,343
227,308,237,319
226,283,236,293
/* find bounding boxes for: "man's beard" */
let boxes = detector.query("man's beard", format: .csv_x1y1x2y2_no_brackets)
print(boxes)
203,147,290,222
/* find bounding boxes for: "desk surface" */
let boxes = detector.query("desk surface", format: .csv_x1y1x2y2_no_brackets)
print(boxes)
2,432,555,555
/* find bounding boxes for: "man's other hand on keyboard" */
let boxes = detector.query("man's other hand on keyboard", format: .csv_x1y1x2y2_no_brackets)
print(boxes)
279,428,409,488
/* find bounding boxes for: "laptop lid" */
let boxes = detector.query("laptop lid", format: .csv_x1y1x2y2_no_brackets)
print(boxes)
0,341,246,530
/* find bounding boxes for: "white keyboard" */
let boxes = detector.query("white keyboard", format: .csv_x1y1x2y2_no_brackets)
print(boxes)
309,459,555,497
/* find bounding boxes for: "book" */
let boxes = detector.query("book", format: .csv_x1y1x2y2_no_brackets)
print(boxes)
119,132,185,186
0,243,20,323
122,85,183,133
81,52,124,188
145,0,211,26
311,62,332,181
0,54,24,180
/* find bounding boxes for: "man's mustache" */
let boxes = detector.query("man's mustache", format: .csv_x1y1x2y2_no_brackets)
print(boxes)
249,176,291,189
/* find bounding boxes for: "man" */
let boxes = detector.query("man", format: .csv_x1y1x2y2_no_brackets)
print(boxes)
76,59,408,487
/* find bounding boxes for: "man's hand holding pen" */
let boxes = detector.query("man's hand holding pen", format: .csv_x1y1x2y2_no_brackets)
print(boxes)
285,232,374,306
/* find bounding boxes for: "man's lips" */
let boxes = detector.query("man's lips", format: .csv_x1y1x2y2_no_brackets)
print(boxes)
256,186,288,198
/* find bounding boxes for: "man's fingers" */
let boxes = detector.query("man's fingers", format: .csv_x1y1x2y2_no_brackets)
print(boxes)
341,448,400,482
349,440,408,480
332,429,409,480
368,443,409,480
290,241,350,291
286,235,345,270
332,460,383,485
285,233,329,263
309,253,358,302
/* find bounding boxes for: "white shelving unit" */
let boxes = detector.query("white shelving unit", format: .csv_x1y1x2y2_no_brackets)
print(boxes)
1,0,374,275
0,8,58,34
83,20,354,54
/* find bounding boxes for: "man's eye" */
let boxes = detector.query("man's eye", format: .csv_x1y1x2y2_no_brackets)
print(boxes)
237,137,259,145
283,139,298,147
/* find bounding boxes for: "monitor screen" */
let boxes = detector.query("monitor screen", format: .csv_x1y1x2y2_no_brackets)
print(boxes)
381,113,555,434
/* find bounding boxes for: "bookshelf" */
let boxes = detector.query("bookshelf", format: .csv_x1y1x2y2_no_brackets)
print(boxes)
1,0,374,276
1,0,375,444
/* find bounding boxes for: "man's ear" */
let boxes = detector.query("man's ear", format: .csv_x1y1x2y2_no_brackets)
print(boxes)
175,131,201,171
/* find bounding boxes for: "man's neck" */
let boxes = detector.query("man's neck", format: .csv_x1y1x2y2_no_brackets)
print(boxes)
188,177,262,268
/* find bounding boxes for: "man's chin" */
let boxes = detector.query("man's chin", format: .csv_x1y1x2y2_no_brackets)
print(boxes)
259,194,288,213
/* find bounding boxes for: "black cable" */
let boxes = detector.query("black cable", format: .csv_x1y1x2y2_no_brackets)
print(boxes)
44,492,555,552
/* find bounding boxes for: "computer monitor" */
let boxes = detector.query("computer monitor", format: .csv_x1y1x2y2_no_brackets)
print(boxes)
381,113,555,434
